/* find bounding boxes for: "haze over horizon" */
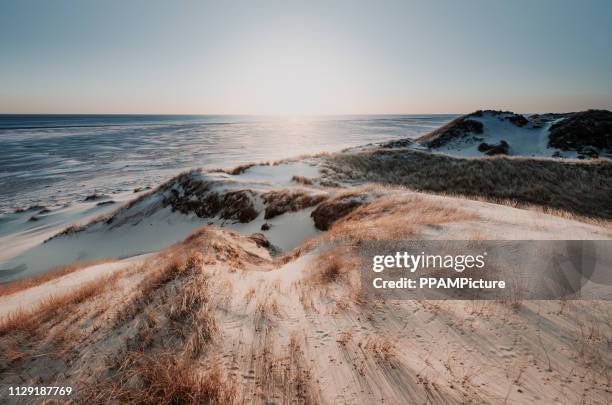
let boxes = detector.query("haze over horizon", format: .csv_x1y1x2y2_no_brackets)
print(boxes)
1,0,611,115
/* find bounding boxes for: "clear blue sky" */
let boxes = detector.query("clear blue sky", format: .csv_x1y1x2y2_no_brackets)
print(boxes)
1,0,611,114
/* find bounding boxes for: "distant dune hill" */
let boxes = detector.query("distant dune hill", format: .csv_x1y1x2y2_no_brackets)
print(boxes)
411,109,612,159
548,109,612,152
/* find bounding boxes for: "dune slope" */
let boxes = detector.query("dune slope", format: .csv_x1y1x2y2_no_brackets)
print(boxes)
1,192,611,404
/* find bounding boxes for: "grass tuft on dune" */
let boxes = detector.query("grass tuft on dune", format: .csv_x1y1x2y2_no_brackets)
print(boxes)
323,148,612,220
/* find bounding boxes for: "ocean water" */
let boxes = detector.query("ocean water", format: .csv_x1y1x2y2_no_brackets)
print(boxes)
0,114,455,214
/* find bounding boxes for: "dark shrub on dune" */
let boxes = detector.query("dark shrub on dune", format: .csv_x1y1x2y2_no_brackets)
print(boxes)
84,193,103,202
548,109,612,153
417,117,484,148
507,114,528,127
262,190,327,219
14,205,46,213
311,194,366,230
478,140,509,155
220,190,259,223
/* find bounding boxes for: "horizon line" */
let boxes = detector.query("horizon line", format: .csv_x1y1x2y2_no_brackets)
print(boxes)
0,109,598,117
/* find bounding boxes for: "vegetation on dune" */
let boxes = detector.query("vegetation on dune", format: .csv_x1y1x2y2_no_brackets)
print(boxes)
415,116,483,148
0,258,114,298
322,148,612,220
0,227,256,404
310,192,368,231
261,189,327,219
326,194,478,241
548,109,612,154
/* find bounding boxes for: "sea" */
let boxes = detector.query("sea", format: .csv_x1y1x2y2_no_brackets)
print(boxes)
0,114,455,215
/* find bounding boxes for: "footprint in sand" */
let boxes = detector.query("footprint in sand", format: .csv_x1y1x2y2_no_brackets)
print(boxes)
316,330,331,341
498,346,516,359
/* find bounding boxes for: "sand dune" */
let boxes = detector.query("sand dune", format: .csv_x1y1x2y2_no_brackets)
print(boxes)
1,187,611,404
1,113,611,404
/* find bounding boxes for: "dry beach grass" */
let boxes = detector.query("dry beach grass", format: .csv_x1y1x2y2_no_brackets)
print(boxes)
0,259,114,299
323,148,612,220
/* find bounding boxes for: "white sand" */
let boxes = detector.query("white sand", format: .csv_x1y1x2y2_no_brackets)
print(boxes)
0,253,150,320
435,112,578,158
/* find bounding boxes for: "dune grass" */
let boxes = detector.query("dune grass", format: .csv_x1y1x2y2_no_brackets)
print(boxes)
0,272,120,336
308,245,360,286
327,194,478,241
262,189,327,219
323,148,612,220
0,258,115,298
82,354,236,405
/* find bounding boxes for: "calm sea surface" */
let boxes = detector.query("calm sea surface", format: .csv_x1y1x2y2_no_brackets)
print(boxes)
0,114,455,214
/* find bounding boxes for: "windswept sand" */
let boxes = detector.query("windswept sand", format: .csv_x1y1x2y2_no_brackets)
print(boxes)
1,191,610,404
0,254,150,320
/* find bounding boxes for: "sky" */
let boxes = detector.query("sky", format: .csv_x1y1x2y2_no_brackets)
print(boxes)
1,0,611,115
